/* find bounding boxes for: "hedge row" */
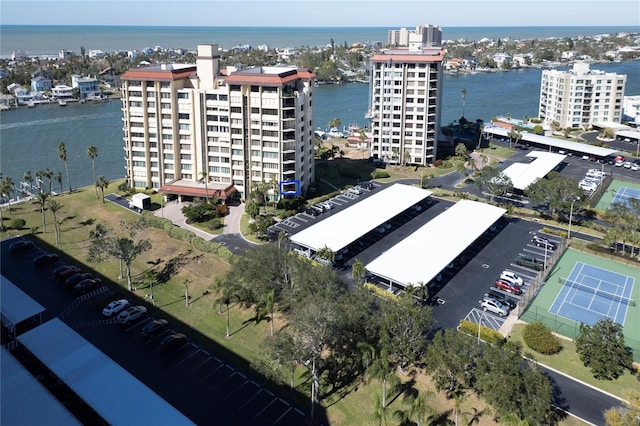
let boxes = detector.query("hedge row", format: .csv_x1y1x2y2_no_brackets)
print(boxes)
363,282,399,302
140,212,235,264
542,226,568,239
523,321,562,355
459,320,505,346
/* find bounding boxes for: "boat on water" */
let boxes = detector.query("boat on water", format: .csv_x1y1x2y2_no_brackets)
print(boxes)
27,100,35,108
58,99,67,106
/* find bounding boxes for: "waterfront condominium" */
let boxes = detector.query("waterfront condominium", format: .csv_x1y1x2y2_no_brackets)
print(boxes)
538,62,626,130
368,32,446,165
121,44,316,201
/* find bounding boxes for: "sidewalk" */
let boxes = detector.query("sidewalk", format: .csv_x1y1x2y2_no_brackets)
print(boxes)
155,201,253,245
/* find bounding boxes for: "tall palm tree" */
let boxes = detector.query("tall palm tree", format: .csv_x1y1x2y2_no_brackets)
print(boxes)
96,176,109,203
43,168,53,194
54,171,63,195
58,141,71,192
23,170,33,193
87,145,99,199
35,191,49,233
1,177,14,213
47,199,63,246
200,170,209,201
461,88,467,119
35,170,44,192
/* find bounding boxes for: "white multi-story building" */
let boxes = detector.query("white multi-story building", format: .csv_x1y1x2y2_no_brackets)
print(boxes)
539,62,626,129
120,44,316,200
388,24,442,47
368,41,446,165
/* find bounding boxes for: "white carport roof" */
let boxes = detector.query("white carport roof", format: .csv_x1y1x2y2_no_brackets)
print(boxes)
501,151,566,191
483,126,618,157
290,184,432,252
616,130,640,141
18,319,195,426
366,200,506,287
1,346,81,426
0,275,44,332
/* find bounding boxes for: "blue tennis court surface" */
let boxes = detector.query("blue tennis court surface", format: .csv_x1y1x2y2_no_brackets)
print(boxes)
549,262,635,325
612,186,640,207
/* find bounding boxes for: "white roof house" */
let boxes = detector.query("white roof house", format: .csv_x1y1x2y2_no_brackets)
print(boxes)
366,200,506,287
501,151,567,191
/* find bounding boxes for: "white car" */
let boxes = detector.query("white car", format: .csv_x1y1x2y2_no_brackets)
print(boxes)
500,271,524,286
320,201,333,210
348,186,364,195
480,297,509,317
623,161,632,169
102,299,130,317
117,306,147,325
632,163,640,171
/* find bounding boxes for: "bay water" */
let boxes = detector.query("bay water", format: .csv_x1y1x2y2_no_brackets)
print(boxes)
1,26,639,191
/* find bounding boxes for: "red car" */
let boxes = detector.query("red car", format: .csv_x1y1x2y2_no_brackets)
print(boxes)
495,279,522,295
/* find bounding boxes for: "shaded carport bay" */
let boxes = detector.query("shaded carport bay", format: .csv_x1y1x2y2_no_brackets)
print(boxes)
483,125,618,159
366,200,506,290
501,151,567,193
1,275,45,338
18,318,196,426
289,183,433,256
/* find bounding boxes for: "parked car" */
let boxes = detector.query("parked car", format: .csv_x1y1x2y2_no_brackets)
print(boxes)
516,255,543,271
532,235,556,251
623,161,633,169
117,306,147,325
33,253,59,268
102,299,130,317
10,240,35,254
632,163,640,171
487,290,517,309
305,207,319,217
480,297,509,317
348,186,364,195
160,333,188,353
500,270,524,286
320,201,333,210
142,318,169,339
54,265,83,283
495,279,522,295
64,273,93,288
74,278,102,294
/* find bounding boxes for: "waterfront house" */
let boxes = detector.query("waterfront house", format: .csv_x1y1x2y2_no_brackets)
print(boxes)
492,52,512,68
0,94,16,110
71,74,100,99
31,76,52,93
51,84,74,101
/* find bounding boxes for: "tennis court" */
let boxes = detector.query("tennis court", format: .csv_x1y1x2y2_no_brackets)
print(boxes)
520,249,640,361
594,179,640,210
549,262,635,326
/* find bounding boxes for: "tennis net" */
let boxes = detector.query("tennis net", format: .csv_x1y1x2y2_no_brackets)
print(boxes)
559,277,635,306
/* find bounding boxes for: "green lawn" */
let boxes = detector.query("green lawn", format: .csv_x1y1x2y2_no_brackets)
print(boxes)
509,324,640,400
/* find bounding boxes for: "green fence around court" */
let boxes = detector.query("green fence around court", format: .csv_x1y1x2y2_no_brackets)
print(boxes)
593,178,640,211
518,248,640,362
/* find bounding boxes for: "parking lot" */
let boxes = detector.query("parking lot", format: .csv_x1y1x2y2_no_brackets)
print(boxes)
1,239,307,425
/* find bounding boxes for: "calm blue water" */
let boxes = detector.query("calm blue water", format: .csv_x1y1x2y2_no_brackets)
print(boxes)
2,25,638,57
1,26,639,191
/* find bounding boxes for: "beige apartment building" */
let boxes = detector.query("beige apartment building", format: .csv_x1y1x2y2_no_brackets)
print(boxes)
539,62,626,130
121,44,316,201
368,41,446,165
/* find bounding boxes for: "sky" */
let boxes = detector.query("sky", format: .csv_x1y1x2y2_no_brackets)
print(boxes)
1,0,639,27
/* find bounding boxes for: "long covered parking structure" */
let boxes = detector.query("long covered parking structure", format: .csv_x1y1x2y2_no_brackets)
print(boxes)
290,183,432,254
366,200,506,288
482,125,618,158
18,319,195,426
1,275,44,338
501,151,566,192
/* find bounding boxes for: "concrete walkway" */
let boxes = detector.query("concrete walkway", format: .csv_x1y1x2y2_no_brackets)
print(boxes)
154,201,258,254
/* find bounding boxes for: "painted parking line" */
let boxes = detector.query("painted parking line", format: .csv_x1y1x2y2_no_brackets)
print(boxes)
199,360,226,382
186,354,213,374
142,329,171,344
203,363,235,389
294,215,309,223
238,386,267,410
209,369,238,392
176,347,203,366
252,396,279,420
128,317,152,333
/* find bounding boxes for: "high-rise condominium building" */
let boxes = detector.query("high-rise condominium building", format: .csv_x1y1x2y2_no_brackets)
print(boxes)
121,44,316,200
387,24,442,47
539,62,626,130
368,40,446,165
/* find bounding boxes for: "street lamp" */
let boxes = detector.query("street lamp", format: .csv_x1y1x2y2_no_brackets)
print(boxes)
568,197,580,240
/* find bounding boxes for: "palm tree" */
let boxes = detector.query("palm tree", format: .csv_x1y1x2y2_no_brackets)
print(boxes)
368,349,397,410
23,171,33,193
35,170,44,192
54,171,63,195
87,145,99,199
47,199,63,246
461,88,467,119
96,176,109,203
1,177,14,213
200,170,209,201
35,191,49,233
58,141,71,192
43,168,53,194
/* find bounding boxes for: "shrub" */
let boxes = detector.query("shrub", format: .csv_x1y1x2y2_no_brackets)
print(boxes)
459,320,505,346
371,170,390,179
10,218,26,229
433,159,443,167
523,322,562,355
363,282,399,302
207,218,222,230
